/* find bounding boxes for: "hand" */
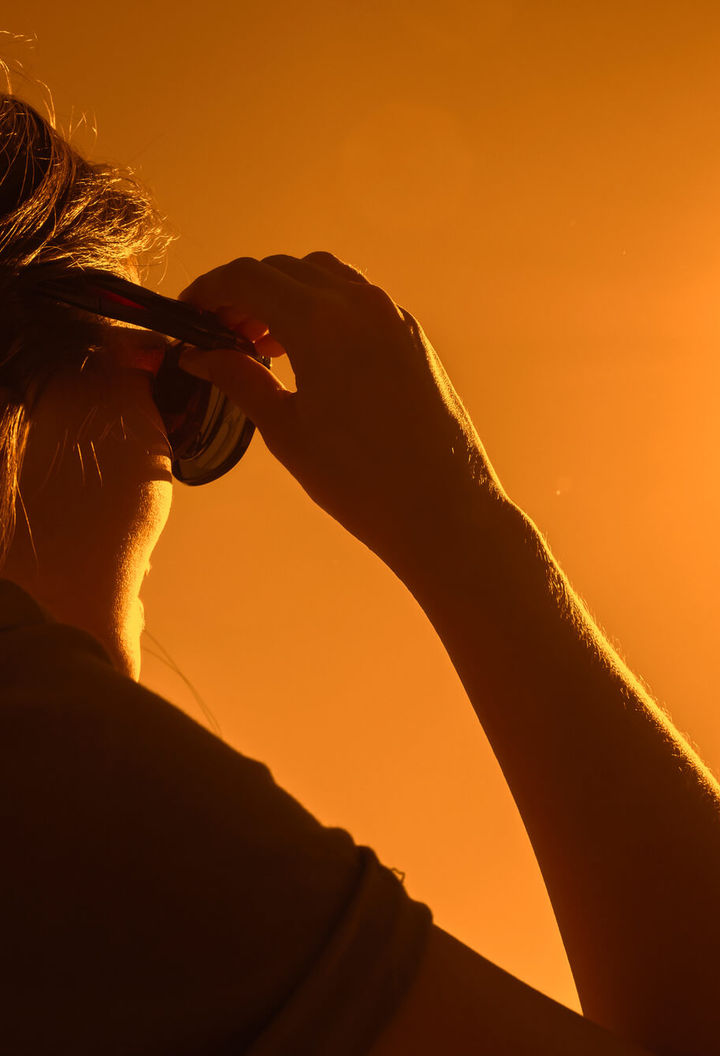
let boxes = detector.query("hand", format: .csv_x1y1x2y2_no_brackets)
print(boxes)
177,252,507,566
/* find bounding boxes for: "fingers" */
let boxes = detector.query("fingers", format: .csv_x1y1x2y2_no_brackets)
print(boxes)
178,253,369,324
304,250,370,284
177,252,372,376
236,317,270,342
253,332,287,359
262,251,371,289
211,306,286,359
178,345,290,436
178,257,312,351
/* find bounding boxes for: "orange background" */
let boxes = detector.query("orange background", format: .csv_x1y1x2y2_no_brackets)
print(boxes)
6,1,720,1014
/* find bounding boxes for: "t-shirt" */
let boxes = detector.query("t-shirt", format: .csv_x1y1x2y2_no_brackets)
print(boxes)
0,578,432,1055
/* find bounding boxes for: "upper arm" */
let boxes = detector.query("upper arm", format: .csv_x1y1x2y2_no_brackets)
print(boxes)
366,925,658,1056
2,650,432,1056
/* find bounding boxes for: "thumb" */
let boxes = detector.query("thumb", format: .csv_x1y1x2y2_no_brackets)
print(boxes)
178,346,288,434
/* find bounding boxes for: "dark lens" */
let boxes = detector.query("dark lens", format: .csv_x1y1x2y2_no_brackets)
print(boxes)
152,346,213,458
151,343,266,486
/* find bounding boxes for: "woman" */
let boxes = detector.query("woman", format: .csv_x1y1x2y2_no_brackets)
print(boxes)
0,90,715,1055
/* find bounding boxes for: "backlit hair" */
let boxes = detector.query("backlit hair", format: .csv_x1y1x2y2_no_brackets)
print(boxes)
0,64,176,566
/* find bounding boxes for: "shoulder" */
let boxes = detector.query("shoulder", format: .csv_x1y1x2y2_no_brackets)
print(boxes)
365,925,658,1056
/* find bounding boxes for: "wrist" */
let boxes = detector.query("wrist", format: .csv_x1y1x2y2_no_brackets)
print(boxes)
385,483,569,642
379,472,513,587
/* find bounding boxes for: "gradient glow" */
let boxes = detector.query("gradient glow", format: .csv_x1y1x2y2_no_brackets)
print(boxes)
9,1,720,1014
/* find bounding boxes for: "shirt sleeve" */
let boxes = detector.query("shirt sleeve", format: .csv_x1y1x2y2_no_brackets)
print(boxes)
243,845,432,1056
0,617,433,1055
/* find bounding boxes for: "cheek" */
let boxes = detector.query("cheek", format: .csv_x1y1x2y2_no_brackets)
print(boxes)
104,372,172,453
134,479,173,569
114,346,166,376
139,389,172,449
144,478,173,537
99,326,167,376
82,384,173,492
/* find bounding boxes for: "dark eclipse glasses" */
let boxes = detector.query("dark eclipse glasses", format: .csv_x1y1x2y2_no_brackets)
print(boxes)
32,267,271,486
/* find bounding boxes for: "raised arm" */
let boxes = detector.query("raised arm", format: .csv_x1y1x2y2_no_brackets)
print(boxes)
391,476,720,1056
177,252,720,1056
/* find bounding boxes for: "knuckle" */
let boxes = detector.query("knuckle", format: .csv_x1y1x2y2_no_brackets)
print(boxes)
356,282,395,310
356,284,407,329
180,258,258,304
178,277,200,302
261,253,298,268
304,250,338,266
179,268,208,292
305,251,369,284
228,256,260,272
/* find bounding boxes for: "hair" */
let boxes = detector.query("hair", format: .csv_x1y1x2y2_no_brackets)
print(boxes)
0,62,176,567
0,55,221,736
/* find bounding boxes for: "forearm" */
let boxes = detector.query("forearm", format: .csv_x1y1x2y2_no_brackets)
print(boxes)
392,487,720,1056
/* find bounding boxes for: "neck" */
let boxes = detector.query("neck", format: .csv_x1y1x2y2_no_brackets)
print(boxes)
1,531,143,680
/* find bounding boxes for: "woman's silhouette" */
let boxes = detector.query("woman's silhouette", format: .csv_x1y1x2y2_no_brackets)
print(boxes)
1,88,716,1056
